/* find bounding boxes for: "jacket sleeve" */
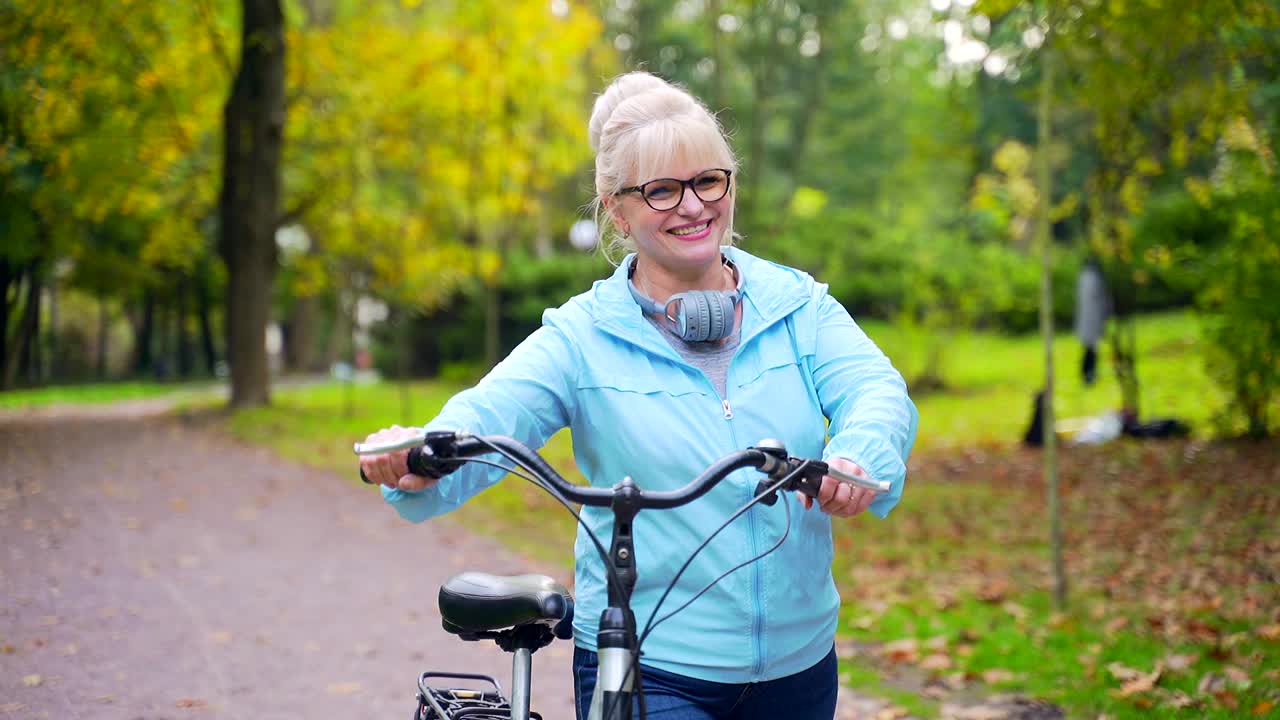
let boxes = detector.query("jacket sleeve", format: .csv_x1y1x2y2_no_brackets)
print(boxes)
380,320,579,522
808,288,918,518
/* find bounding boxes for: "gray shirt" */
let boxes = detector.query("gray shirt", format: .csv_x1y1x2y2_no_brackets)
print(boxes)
648,316,740,399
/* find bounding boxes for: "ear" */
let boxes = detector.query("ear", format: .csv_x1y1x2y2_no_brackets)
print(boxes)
603,195,630,236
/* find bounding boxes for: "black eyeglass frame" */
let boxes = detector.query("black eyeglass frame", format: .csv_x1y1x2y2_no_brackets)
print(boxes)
616,168,734,211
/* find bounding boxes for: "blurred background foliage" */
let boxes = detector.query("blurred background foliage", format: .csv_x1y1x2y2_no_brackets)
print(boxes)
1,0,1277,435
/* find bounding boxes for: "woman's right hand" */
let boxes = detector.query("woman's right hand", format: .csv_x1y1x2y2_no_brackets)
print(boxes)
359,425,440,492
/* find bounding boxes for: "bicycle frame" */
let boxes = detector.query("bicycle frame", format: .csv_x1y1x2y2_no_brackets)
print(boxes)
354,431,888,720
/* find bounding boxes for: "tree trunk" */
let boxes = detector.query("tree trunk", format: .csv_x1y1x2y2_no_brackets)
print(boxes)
133,289,155,376
218,0,286,409
4,267,40,389
176,280,193,377
285,294,317,372
0,258,12,378
46,279,58,382
157,302,171,380
98,294,110,380
196,269,218,375
1036,31,1067,611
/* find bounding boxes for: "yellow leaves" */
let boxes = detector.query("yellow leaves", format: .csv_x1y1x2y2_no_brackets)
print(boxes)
790,187,829,219
1184,177,1213,207
1223,116,1260,152
992,140,1031,177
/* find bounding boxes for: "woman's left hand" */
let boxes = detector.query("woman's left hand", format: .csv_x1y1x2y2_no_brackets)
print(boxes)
800,457,876,517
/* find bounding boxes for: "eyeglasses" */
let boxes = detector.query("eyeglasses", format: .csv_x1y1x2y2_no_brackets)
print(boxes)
617,168,733,211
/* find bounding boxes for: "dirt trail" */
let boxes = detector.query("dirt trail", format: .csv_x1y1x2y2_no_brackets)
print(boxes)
0,411,577,719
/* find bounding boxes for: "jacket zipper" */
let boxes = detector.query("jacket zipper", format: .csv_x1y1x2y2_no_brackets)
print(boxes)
716,384,764,678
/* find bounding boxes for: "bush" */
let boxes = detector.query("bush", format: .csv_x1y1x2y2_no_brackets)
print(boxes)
1197,151,1280,438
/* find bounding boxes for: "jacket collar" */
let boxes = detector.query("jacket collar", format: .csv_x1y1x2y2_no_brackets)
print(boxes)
589,246,810,354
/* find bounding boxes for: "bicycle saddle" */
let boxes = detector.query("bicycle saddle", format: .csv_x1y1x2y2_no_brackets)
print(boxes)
439,572,573,637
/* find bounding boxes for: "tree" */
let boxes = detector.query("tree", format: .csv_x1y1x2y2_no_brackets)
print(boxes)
219,0,285,408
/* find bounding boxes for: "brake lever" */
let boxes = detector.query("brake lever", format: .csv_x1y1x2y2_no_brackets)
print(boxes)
755,458,890,506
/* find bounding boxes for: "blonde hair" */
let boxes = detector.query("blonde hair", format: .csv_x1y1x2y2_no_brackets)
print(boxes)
587,72,738,262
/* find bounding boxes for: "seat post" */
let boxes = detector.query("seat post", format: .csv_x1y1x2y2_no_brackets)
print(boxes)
509,647,533,720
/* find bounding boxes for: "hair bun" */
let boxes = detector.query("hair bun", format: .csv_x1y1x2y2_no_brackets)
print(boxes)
588,72,671,152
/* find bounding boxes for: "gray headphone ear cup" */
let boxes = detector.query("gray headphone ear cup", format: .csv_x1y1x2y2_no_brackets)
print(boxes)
705,292,728,341
686,292,710,342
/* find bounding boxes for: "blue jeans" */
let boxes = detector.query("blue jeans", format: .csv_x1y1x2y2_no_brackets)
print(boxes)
572,646,838,720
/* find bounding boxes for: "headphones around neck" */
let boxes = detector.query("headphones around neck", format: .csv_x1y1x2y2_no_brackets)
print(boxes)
627,255,744,343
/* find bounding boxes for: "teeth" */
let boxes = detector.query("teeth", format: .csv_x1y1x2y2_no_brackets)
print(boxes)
670,221,710,236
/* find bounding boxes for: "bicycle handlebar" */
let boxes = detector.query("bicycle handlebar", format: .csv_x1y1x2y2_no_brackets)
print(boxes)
353,431,890,498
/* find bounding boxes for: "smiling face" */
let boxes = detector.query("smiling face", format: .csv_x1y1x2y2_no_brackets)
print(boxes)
608,153,736,291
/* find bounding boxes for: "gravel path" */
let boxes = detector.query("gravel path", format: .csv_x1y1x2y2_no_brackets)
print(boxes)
0,411,577,719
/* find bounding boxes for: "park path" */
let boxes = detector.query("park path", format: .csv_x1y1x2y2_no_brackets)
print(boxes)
0,408,579,719
0,402,903,720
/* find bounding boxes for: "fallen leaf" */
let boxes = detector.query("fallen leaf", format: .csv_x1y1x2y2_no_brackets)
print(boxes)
1253,701,1276,716
1159,690,1196,709
1117,664,1162,696
21,674,42,687
920,653,953,671
1164,653,1197,672
1002,602,1029,621
981,668,1015,684
1223,666,1250,687
175,697,208,709
1104,616,1129,634
170,498,189,512
207,631,232,644
124,517,140,529
327,682,362,695
1106,662,1144,682
1256,624,1280,641
879,638,919,664
1197,672,1226,694
1214,690,1239,709
873,706,909,720
0,703,26,713
977,577,1010,603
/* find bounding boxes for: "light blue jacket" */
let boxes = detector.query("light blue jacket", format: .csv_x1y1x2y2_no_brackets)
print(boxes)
383,246,918,683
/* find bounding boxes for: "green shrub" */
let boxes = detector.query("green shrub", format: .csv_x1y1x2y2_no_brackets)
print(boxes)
1197,150,1280,438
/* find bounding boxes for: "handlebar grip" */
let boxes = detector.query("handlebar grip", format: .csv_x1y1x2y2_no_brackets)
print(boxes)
406,445,434,478
356,446,436,486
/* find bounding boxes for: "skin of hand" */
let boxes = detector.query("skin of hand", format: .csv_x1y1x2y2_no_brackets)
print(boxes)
799,457,876,517
358,425,439,492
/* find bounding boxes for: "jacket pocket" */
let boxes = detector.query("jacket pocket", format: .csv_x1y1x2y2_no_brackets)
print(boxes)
735,328,803,388
577,361,707,397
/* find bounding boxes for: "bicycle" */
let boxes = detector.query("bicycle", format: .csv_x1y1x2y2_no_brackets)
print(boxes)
354,430,888,720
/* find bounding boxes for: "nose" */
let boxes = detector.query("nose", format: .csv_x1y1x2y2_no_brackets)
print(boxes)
675,184,705,216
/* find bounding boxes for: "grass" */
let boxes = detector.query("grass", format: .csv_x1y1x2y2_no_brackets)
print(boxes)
859,311,1235,449
0,379,222,409
218,310,1279,718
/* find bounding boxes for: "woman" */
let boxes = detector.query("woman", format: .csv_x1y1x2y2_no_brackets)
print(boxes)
359,72,918,719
